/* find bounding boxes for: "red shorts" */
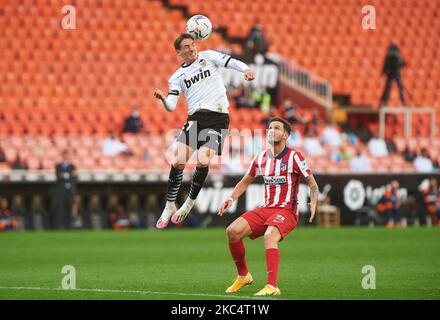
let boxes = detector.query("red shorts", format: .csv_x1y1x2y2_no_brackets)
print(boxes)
241,206,299,241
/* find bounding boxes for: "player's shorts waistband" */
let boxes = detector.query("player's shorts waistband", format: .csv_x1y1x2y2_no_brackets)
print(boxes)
189,110,229,120
195,109,229,114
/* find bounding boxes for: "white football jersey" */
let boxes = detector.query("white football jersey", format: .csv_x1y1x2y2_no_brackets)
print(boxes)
167,50,248,115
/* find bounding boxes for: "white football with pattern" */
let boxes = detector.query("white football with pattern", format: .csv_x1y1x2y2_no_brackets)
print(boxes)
186,15,212,40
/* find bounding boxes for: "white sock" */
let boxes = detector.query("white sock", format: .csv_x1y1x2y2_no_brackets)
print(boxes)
166,201,176,209
184,198,195,208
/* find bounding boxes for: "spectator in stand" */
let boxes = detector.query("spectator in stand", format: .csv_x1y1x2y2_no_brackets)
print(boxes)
102,131,129,157
321,120,341,148
260,106,281,127
413,148,434,173
251,86,271,113
286,122,303,149
385,139,397,154
122,108,146,134
341,131,358,146
303,125,324,157
11,154,28,170
402,144,416,162
338,145,352,162
304,110,320,136
282,99,304,125
232,85,255,109
367,133,389,157
0,197,18,231
245,20,268,57
310,109,321,127
350,147,373,173
380,43,406,106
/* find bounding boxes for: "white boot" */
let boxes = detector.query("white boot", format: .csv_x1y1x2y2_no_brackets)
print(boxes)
156,202,177,229
171,198,195,224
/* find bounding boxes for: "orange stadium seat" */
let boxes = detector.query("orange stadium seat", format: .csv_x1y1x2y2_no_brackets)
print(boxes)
0,0,438,173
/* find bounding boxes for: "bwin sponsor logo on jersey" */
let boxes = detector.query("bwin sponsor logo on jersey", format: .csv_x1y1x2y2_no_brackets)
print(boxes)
184,70,212,88
263,176,287,185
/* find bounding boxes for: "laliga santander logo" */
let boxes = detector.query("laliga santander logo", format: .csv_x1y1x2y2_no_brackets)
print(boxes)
344,180,408,211
344,179,366,211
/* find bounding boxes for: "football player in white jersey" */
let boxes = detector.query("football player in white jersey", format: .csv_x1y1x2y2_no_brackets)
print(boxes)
154,33,255,229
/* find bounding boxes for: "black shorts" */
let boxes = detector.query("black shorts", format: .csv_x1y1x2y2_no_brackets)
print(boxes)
176,111,230,155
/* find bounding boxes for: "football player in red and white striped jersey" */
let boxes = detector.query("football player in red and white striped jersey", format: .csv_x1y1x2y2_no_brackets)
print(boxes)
218,117,319,296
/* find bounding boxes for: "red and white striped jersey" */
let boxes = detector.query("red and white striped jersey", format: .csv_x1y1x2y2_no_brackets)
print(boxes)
247,146,312,210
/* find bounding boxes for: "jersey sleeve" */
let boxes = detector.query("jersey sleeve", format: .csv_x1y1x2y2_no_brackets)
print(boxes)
167,74,182,96
162,74,182,111
291,151,312,178
205,50,249,72
205,50,232,67
246,154,260,178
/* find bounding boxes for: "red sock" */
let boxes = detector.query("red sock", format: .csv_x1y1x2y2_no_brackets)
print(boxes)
228,240,248,276
266,248,280,287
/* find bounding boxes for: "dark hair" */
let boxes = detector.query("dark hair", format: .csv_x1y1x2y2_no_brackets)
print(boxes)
268,117,291,135
174,33,194,50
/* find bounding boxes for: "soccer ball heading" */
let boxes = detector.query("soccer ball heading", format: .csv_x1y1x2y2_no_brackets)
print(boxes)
186,15,212,41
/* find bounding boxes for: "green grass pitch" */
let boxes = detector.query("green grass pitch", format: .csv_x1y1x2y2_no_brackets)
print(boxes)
0,227,439,300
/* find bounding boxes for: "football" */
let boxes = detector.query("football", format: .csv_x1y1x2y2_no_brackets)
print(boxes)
186,15,212,40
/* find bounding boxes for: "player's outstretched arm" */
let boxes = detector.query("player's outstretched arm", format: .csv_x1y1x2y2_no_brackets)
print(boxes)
218,174,255,216
219,52,255,81
153,88,178,112
305,174,319,223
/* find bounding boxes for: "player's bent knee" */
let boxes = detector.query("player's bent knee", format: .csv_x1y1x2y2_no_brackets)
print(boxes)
226,225,242,242
264,235,278,247
226,225,236,238
197,148,215,167
196,155,212,167
197,160,211,168
264,228,281,247
172,154,188,169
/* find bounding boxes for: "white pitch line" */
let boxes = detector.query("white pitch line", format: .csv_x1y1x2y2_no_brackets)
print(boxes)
0,286,278,300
